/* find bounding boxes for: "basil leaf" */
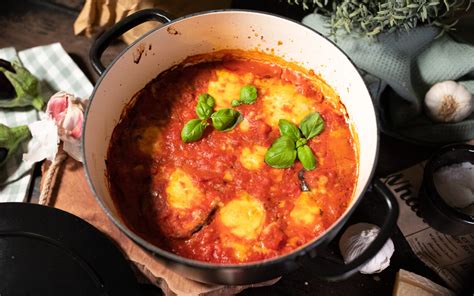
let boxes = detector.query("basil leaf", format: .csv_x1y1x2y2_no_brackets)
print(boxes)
211,108,242,131
239,85,257,104
264,136,297,168
231,99,241,107
181,119,207,143
195,93,215,120
295,137,307,148
299,112,324,140
278,119,301,142
297,145,317,170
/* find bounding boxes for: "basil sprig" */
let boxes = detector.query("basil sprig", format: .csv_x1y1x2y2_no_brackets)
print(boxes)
231,85,258,107
279,119,301,142
181,119,208,143
265,112,325,170
181,93,243,143
300,112,324,140
211,108,242,131
264,136,297,168
195,94,215,120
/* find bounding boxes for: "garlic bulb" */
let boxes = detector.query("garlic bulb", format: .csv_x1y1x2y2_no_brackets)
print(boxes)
339,223,395,274
425,81,473,123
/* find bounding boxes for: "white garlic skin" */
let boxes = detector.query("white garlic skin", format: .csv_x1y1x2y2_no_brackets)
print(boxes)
425,81,473,123
339,223,395,274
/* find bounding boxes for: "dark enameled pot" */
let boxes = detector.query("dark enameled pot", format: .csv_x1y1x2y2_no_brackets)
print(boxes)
83,9,399,284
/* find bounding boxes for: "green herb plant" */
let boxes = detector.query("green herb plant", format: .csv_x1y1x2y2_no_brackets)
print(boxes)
181,88,253,143
0,123,31,167
231,85,258,107
265,112,324,170
288,0,473,38
0,59,44,110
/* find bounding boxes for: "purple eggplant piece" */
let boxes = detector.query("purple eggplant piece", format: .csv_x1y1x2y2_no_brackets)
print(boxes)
0,59,16,73
0,72,16,100
0,147,7,163
0,59,17,100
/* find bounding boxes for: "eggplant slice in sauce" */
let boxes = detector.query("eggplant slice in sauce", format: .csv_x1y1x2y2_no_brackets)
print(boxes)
158,168,220,239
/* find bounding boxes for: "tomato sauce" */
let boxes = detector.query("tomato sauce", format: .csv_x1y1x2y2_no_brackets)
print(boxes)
107,51,357,264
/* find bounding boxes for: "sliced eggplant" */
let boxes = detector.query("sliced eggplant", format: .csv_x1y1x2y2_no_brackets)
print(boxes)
0,59,16,73
0,60,44,110
0,147,8,164
0,124,31,167
0,59,17,100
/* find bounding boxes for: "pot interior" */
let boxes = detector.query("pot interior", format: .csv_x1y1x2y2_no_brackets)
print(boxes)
84,10,377,257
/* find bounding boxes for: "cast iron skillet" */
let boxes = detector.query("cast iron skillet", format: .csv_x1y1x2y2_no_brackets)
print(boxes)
88,9,400,285
0,202,140,295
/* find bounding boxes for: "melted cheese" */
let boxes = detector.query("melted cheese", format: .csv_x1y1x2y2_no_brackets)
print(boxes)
239,117,250,132
223,171,233,181
166,169,203,209
226,242,249,261
136,126,162,154
207,70,254,109
219,192,265,240
290,192,321,225
239,145,267,170
257,79,314,127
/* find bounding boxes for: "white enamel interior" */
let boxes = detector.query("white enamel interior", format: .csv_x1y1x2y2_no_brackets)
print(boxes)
84,11,377,242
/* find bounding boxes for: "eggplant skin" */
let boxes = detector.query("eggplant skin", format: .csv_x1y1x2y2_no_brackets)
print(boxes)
0,147,8,163
0,124,31,168
0,59,16,73
0,59,16,100
0,60,44,110
0,71,16,100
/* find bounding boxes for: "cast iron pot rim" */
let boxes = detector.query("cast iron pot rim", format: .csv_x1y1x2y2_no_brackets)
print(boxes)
423,143,474,225
82,9,380,270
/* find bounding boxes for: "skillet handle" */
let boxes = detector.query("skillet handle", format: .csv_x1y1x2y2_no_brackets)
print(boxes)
310,179,399,280
89,8,174,75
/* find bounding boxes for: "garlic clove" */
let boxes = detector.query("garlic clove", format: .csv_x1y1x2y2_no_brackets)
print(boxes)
339,223,395,274
424,80,473,123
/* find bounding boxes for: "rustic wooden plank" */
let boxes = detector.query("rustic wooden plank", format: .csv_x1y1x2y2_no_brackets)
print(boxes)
0,0,126,84
39,0,86,12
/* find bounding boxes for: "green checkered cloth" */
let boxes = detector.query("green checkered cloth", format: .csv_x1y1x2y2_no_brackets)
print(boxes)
0,43,93,202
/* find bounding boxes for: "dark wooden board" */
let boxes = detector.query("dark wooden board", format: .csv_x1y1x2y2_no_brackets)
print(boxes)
0,0,127,82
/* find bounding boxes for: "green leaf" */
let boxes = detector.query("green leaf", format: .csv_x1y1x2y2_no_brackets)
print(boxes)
264,136,297,168
195,93,215,120
181,119,207,143
231,99,241,107
299,112,324,140
0,60,44,110
239,85,257,104
278,119,301,142
297,145,317,170
0,124,31,167
210,108,242,131
295,137,307,148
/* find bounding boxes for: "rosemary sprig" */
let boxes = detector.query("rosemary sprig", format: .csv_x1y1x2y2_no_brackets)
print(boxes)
289,0,473,38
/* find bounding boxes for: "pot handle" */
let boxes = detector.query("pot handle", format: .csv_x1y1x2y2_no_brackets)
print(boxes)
89,9,174,75
309,179,399,280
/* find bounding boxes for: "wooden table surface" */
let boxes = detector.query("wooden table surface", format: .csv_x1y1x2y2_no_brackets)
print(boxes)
0,0,461,295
